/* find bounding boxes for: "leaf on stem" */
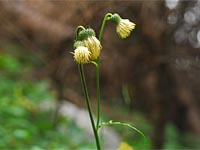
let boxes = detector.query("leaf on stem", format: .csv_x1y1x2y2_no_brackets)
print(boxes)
99,120,145,138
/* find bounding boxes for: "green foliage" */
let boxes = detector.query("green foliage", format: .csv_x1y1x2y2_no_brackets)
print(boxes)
119,117,200,150
164,123,200,149
0,52,95,149
0,54,21,73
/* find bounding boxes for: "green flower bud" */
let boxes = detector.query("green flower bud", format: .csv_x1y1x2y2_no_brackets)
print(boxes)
73,41,84,49
110,13,121,24
77,28,96,41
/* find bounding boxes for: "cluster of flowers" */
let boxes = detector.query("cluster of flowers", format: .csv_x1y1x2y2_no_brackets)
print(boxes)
72,13,136,64
73,28,102,64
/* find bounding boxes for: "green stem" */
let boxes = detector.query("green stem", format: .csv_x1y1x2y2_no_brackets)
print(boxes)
76,26,85,39
96,13,112,130
98,13,112,42
78,64,101,150
95,59,100,130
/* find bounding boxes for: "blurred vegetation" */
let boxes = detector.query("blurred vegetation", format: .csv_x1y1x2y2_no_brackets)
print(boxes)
0,51,95,149
105,105,200,150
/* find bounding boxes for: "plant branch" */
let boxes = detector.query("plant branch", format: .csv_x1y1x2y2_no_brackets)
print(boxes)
96,13,112,130
78,64,101,150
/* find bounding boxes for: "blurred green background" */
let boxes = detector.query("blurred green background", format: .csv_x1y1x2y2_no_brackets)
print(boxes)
0,0,200,149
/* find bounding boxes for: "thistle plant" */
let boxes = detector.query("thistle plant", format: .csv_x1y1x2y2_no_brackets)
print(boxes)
71,13,144,150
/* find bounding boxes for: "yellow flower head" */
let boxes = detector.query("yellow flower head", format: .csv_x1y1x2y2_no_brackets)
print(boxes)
117,19,136,38
84,36,102,60
110,13,136,38
76,28,102,61
73,46,91,64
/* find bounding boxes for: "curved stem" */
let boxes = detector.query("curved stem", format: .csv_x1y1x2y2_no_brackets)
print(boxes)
78,64,101,150
98,13,112,42
96,13,112,130
76,25,85,39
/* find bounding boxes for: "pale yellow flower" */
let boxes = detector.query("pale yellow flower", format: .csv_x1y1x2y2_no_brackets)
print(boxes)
118,142,134,150
84,36,102,60
116,19,136,39
73,46,91,64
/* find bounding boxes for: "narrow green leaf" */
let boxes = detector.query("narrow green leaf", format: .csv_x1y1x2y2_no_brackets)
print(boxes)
99,120,145,138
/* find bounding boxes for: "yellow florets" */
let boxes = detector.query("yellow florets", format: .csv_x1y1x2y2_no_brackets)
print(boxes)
84,36,102,60
116,19,136,39
118,142,134,150
73,46,91,64
110,13,136,39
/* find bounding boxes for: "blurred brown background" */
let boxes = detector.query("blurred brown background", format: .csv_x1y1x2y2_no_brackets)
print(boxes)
0,0,200,149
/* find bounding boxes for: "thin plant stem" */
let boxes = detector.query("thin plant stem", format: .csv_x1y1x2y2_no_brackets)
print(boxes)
98,13,112,42
78,64,101,150
95,59,100,130
96,13,112,129
76,26,85,39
